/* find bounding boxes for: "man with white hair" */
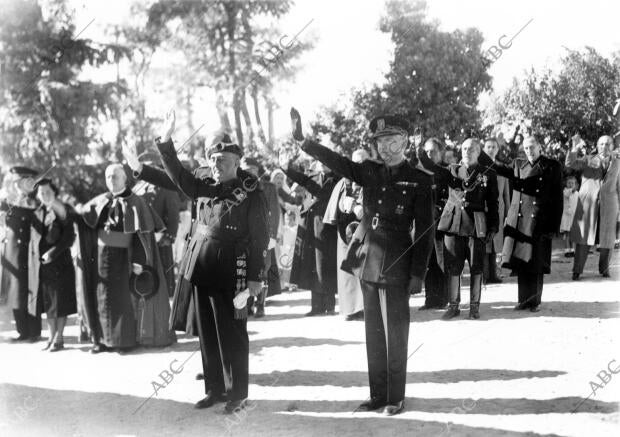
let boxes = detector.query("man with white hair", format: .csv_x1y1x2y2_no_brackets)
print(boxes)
423,138,499,320
75,164,175,353
479,136,563,312
566,135,620,280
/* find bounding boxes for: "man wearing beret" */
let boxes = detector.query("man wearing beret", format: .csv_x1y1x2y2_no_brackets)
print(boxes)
152,110,269,414
0,167,41,341
287,108,434,416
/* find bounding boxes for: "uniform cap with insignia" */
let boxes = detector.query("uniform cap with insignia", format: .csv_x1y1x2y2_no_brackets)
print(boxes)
207,133,243,158
369,115,410,139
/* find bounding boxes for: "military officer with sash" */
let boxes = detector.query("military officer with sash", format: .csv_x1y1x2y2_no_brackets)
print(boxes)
421,139,499,320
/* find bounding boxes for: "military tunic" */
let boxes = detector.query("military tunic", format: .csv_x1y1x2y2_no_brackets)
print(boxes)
437,163,499,276
156,138,269,401
301,138,434,404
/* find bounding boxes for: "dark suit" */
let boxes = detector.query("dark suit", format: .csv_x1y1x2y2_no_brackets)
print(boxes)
284,167,339,313
479,151,563,308
416,150,450,308
301,138,434,404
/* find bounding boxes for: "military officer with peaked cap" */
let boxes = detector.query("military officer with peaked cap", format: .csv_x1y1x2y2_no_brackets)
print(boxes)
285,108,435,416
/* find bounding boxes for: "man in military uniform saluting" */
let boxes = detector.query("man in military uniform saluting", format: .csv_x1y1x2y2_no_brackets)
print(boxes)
153,110,269,414
287,108,434,415
479,137,563,312
421,139,499,320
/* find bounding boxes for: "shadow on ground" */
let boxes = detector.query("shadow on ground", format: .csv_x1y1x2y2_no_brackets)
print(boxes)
1,383,597,437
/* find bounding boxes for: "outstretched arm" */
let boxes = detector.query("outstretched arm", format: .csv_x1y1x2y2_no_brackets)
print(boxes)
479,150,516,180
155,138,226,200
288,107,372,186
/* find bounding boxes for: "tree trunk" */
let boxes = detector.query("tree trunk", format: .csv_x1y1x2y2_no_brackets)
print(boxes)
215,86,232,133
233,90,244,148
252,87,269,152
185,86,194,134
225,3,243,148
240,89,254,152
266,96,275,147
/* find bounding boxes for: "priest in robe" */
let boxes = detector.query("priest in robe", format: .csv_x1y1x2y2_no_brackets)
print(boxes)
74,164,175,353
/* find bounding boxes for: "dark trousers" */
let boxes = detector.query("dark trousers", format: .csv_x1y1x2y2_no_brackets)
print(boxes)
13,309,41,338
266,249,281,297
443,235,485,275
424,244,448,308
573,244,612,275
194,285,249,401
361,281,410,404
483,251,500,282
517,272,544,307
311,290,335,313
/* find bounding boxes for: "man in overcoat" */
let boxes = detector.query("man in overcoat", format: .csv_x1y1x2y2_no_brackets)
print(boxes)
281,156,339,316
566,135,620,279
479,137,563,312
0,167,41,341
416,138,450,310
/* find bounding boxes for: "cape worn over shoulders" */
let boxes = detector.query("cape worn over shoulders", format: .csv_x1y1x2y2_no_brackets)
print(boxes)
81,191,165,233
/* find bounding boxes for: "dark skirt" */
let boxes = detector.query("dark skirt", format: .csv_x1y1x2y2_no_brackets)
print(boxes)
96,245,136,348
39,252,77,317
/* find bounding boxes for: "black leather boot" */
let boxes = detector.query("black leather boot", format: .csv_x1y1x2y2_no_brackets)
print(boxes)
255,287,266,318
442,276,461,320
469,274,481,319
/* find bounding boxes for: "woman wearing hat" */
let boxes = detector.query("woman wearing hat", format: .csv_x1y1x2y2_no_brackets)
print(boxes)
28,179,77,351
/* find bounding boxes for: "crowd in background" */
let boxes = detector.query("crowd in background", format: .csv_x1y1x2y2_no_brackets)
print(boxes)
1,123,619,352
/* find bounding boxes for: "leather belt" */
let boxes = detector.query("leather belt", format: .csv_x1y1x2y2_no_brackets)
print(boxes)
194,223,249,249
370,216,411,233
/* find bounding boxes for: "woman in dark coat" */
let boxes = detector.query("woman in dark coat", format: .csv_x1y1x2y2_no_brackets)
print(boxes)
28,179,76,351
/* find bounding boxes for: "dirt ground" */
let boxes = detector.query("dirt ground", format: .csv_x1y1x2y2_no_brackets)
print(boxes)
1,242,619,437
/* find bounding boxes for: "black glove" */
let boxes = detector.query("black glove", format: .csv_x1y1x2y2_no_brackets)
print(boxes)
290,107,304,141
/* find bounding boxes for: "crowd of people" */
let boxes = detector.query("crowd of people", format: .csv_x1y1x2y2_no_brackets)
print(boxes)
1,106,619,416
